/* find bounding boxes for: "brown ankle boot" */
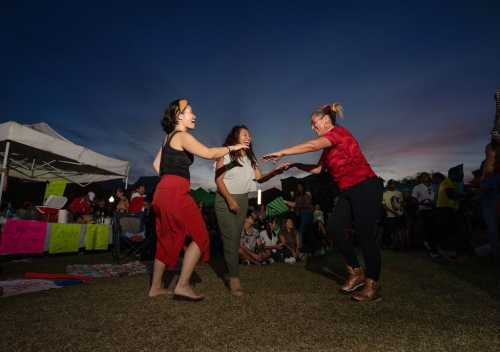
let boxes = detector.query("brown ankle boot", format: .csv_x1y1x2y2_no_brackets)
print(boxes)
351,278,381,301
340,266,365,292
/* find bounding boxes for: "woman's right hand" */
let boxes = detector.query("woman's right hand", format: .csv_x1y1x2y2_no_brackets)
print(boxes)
227,195,240,213
261,151,284,164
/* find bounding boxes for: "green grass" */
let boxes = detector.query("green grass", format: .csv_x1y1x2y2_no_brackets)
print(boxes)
1,250,499,352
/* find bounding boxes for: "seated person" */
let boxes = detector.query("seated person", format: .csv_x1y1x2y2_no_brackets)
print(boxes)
129,184,151,212
115,188,129,213
278,217,301,261
91,199,111,218
238,210,272,265
260,216,292,262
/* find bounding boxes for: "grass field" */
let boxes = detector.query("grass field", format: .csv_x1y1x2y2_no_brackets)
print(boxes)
1,249,499,352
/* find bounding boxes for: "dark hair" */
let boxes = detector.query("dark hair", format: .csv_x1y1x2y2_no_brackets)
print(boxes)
160,99,188,134
310,103,344,126
246,210,254,219
263,217,276,241
432,172,445,182
297,181,310,196
222,125,257,169
279,217,297,237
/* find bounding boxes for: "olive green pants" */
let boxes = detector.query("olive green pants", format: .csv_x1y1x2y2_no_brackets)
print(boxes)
214,193,249,278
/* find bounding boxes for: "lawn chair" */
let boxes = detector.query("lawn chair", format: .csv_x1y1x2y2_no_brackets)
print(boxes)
113,211,156,263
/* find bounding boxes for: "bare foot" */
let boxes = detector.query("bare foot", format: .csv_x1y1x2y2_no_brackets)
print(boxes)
149,287,173,297
174,284,204,300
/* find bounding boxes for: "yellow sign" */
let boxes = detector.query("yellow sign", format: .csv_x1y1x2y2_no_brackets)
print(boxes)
44,180,68,198
49,224,80,254
86,225,109,250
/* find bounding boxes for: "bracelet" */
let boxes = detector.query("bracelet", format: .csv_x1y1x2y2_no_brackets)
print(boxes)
226,146,231,153
270,170,274,177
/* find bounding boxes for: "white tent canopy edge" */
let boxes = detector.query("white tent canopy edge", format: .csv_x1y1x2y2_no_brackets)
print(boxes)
0,121,130,203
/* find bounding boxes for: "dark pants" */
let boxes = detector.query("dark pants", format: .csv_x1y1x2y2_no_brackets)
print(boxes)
327,177,382,281
299,211,322,252
437,207,466,256
420,209,440,252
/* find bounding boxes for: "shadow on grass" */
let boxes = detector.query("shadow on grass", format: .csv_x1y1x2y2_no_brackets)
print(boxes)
303,251,348,287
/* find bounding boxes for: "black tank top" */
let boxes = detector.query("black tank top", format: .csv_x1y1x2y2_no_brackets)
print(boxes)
159,131,194,180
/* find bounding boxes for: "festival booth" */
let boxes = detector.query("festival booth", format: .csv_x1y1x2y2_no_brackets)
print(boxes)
0,121,130,256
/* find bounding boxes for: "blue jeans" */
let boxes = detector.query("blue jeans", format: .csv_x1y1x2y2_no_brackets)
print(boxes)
298,211,322,251
482,199,500,257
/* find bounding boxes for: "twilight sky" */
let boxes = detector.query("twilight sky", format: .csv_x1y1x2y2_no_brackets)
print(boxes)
1,0,499,192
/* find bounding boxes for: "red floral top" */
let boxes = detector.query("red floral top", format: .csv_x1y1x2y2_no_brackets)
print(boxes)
319,126,376,191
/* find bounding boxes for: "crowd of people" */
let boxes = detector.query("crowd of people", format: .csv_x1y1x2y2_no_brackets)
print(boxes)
5,92,498,304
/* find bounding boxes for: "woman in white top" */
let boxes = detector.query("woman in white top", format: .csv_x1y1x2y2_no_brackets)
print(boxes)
260,217,292,262
214,125,282,296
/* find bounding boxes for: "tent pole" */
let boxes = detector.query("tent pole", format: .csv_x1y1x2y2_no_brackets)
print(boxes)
0,141,11,204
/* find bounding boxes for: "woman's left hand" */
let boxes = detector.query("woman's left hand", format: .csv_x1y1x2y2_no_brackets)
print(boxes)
272,166,284,175
230,144,249,152
261,151,283,164
279,162,296,171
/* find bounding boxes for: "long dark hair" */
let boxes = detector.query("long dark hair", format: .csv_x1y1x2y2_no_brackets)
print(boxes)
160,99,188,134
263,217,276,241
297,181,310,196
222,125,257,168
279,217,297,237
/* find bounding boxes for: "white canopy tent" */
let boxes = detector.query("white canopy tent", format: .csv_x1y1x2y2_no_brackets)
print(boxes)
0,121,130,202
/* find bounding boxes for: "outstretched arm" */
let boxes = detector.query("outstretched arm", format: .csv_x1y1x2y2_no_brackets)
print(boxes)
261,137,331,164
175,132,248,160
254,166,284,184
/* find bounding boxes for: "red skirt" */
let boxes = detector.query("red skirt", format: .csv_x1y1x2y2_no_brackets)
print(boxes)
152,175,209,270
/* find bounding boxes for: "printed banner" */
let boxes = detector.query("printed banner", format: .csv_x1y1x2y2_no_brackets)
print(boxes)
44,179,68,198
49,224,80,254
85,225,109,250
0,219,47,254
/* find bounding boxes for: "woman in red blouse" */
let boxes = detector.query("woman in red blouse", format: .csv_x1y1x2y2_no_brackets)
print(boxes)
262,103,383,301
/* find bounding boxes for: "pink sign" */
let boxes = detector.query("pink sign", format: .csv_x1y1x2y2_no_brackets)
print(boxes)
0,219,47,254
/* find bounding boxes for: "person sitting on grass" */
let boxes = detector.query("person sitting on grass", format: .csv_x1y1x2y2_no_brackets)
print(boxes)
239,210,273,265
278,217,301,262
260,216,292,262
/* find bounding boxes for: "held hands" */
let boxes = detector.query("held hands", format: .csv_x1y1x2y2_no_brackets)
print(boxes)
278,162,297,171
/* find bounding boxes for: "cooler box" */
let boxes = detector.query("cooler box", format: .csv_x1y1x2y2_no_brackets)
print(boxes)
36,195,68,222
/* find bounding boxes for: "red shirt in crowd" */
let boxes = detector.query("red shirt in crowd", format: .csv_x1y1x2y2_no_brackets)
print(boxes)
319,125,376,191
69,196,91,215
129,195,143,212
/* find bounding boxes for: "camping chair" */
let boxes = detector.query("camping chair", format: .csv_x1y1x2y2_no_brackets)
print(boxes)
113,211,156,264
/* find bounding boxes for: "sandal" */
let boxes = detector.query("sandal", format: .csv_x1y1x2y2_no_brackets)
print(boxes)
230,287,244,296
228,277,244,296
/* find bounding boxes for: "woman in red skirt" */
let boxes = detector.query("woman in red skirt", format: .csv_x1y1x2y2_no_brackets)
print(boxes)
149,99,247,301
